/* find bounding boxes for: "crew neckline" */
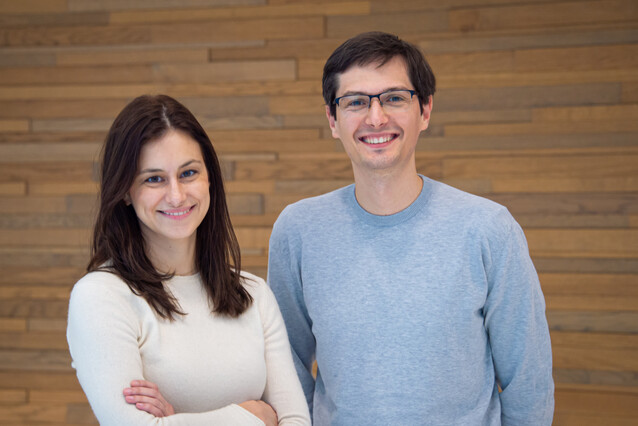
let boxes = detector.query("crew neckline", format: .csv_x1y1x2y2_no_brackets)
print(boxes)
348,175,432,227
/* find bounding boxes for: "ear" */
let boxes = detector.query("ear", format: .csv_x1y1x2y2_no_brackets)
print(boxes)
419,95,433,132
325,105,340,139
123,193,132,206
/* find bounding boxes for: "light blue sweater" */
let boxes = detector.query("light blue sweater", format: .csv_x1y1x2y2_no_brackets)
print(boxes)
268,176,554,425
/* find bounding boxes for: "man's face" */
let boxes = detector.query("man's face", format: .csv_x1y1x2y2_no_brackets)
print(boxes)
326,56,432,179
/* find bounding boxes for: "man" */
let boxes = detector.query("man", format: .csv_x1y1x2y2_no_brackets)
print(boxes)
268,31,554,425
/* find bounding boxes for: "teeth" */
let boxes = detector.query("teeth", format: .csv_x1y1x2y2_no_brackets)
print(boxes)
162,209,190,216
362,135,393,144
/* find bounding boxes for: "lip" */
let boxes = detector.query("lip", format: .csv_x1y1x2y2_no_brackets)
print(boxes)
158,205,195,220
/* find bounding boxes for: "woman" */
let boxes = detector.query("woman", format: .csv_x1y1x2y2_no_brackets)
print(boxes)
67,95,310,425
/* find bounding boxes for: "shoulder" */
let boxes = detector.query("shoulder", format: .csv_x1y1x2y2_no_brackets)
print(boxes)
272,184,353,238
428,178,514,226
70,270,130,300
240,271,280,309
275,184,352,224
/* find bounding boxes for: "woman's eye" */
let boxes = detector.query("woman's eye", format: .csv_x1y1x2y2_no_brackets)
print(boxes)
145,176,163,184
181,169,197,178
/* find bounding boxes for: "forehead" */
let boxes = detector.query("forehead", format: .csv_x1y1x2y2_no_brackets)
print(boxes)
138,129,203,165
335,56,411,95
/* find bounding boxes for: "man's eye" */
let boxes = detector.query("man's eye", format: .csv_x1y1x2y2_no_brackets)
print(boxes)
346,98,367,108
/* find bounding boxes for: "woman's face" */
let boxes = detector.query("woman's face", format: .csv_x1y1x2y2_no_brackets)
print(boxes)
126,129,210,250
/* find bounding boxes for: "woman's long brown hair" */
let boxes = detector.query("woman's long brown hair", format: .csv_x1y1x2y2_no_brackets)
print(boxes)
88,94,251,319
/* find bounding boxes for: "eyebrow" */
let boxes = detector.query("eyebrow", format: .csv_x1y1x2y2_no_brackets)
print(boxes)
138,159,202,175
338,86,412,97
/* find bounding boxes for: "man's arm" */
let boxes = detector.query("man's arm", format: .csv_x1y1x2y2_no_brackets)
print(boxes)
482,209,555,426
267,211,317,416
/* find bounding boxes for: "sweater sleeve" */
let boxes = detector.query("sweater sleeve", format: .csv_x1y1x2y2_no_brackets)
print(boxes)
66,274,264,426
267,210,317,416
481,209,555,426
252,276,311,425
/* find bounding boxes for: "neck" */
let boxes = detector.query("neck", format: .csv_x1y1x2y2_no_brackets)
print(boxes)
145,237,197,276
353,167,422,216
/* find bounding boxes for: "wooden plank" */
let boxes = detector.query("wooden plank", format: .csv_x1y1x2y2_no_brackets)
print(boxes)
110,1,369,24
0,143,101,162
30,390,87,404
65,403,98,425
449,0,638,32
0,51,56,67
554,383,638,417
0,197,68,214
0,389,26,403
56,47,209,66
0,266,84,285
0,403,67,423
234,227,272,249
417,26,638,54
227,194,263,215
0,0,67,14
443,154,638,179
428,50,515,74
435,83,621,112
327,11,449,38
0,100,127,119
540,273,638,297
547,294,638,311
439,69,638,90
0,182,26,196
553,346,638,372
548,311,638,334
32,119,112,133
0,299,70,318
155,60,296,83
526,229,638,259
0,64,152,85
515,44,638,73
0,229,90,247
0,331,68,350
29,182,99,196
516,214,629,229
554,368,638,387
68,0,264,12
234,159,356,180
490,177,638,193
445,120,638,137
623,82,638,102
28,319,68,332
0,80,320,101
211,37,342,61
0,349,72,372
0,318,27,332
0,120,29,132
0,286,71,301
0,163,95,182
1,17,325,47
487,193,638,215
532,104,638,122
269,95,326,116
0,12,108,28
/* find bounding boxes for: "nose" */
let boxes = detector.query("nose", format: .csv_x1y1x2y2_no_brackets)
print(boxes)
166,180,187,206
365,98,389,127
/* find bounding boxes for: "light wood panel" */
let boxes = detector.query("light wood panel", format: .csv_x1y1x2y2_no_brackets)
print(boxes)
0,0,636,424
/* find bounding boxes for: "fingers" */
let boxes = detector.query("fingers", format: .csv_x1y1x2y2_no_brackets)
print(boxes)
123,380,174,417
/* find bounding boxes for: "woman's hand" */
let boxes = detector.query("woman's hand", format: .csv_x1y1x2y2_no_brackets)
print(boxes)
239,400,278,426
123,380,175,417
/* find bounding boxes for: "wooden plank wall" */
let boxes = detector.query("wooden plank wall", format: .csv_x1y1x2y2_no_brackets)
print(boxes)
0,0,637,424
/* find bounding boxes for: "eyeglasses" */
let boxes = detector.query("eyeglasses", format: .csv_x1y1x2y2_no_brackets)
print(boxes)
334,90,417,113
